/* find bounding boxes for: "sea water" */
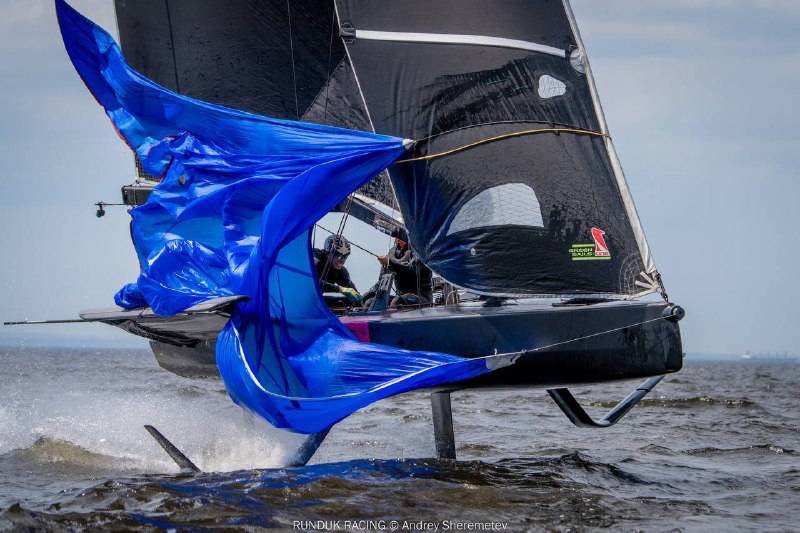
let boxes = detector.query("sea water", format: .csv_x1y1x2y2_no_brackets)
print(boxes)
0,346,797,531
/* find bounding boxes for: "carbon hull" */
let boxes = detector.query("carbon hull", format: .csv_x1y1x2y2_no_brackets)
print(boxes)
343,299,682,388
81,298,683,387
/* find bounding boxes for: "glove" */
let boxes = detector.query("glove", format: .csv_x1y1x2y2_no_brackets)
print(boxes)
339,286,363,306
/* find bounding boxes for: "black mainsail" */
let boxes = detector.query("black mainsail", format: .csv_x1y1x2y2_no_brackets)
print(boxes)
114,0,401,219
114,0,342,119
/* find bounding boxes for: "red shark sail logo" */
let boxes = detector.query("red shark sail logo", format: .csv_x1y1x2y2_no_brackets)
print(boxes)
591,227,610,257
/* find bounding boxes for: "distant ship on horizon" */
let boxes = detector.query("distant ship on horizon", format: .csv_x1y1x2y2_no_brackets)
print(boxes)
740,351,799,363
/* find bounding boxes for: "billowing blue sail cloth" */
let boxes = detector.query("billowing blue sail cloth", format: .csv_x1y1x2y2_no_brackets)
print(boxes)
57,0,499,433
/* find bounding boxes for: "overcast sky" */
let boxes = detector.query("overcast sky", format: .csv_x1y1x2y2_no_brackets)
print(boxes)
0,1,798,356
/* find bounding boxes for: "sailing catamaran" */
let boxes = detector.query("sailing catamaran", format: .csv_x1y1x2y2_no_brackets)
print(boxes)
12,0,685,466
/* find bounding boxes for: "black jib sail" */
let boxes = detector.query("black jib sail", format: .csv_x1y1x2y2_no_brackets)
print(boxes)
335,0,659,297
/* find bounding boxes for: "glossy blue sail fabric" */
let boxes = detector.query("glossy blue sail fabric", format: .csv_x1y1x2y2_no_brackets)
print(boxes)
57,0,497,433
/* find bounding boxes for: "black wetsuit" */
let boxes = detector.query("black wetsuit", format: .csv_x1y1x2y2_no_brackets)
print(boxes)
313,249,357,293
384,243,433,302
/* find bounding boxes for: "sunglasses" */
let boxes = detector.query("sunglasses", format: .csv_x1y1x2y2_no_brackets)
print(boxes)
333,252,350,260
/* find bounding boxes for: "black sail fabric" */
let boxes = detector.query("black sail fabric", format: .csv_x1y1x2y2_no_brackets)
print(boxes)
114,0,399,212
114,0,345,119
301,58,400,212
336,0,650,296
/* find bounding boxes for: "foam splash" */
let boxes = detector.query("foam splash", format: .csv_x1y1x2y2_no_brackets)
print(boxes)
0,348,306,472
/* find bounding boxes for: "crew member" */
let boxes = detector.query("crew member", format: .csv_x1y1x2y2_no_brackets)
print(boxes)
314,235,362,305
377,227,433,303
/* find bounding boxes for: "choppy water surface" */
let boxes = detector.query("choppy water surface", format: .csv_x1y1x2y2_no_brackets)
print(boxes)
0,347,797,532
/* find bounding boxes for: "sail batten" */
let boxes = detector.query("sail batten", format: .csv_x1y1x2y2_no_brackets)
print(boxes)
352,30,566,57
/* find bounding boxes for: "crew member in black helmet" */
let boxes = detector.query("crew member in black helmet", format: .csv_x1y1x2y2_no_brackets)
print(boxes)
314,235,362,305
377,226,433,303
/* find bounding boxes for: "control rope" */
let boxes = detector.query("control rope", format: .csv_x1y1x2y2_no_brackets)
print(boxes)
492,314,670,358
399,127,608,163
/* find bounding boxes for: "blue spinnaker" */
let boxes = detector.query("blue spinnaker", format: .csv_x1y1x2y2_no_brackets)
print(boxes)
57,0,499,433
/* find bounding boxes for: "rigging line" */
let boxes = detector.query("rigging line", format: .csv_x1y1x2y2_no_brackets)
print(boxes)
286,0,300,120
655,272,670,302
323,3,336,125
271,264,294,393
320,194,355,281
163,0,181,94
315,224,380,257
398,128,608,163
334,194,354,240
494,315,669,358
418,119,581,143
415,256,422,304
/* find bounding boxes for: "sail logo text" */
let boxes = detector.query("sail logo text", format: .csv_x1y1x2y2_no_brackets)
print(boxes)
569,227,611,261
